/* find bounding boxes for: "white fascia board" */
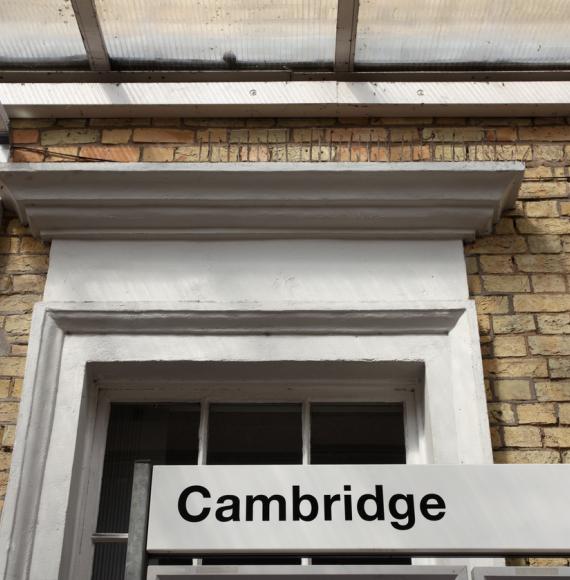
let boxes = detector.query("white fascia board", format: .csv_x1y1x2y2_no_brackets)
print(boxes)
0,81,570,117
0,161,523,241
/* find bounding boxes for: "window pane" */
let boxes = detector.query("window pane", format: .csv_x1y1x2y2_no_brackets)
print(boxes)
91,543,127,580
207,403,302,465
310,403,406,464
96,404,200,534
311,403,409,565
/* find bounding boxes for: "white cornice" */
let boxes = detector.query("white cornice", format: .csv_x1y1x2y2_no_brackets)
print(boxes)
0,161,523,241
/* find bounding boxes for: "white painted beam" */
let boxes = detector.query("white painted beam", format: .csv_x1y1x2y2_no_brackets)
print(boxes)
0,81,569,117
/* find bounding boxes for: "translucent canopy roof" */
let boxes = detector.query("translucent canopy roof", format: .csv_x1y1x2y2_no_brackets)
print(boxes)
1,0,569,73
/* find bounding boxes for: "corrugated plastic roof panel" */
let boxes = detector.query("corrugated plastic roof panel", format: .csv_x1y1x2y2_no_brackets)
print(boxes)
0,0,88,68
94,0,337,69
355,0,570,68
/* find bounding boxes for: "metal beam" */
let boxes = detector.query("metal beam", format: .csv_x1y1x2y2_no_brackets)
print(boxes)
70,0,111,71
335,0,360,72
1,81,570,118
3,69,570,84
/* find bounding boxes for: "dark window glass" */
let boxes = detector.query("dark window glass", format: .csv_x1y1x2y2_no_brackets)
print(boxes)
310,403,406,464
92,403,200,580
204,403,302,565
207,403,302,465
310,403,409,565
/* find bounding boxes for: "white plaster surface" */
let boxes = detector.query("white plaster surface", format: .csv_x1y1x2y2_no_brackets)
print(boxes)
45,240,468,305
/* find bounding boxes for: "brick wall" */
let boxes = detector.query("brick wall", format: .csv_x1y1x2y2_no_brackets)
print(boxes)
3,116,570,565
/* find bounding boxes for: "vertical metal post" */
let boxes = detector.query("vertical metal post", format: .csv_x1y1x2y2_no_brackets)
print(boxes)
125,460,152,580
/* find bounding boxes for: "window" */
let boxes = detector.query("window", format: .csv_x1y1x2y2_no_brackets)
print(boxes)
92,399,410,579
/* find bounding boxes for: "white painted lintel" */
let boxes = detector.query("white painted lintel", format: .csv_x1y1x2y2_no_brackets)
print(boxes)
0,81,570,118
0,161,524,241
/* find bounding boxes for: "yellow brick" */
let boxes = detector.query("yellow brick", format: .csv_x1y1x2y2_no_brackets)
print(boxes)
0,294,41,314
519,182,568,199
488,402,515,425
477,314,491,334
101,129,132,144
471,144,531,161
465,256,478,274
528,558,569,567
529,336,570,355
483,357,548,378
80,145,140,162
11,379,23,399
12,149,44,163
174,146,205,162
4,315,32,335
11,129,39,144
493,336,527,357
475,296,510,314
142,146,175,162
433,145,466,161
559,403,570,424
12,275,46,294
528,235,562,253
492,314,535,334
537,313,570,334
0,380,9,398
482,275,530,293
517,403,557,424
543,427,570,447
549,358,570,378
0,357,26,378
132,128,196,143
1,425,16,447
0,451,12,470
322,128,388,142
536,381,570,401
41,129,99,146
534,144,564,161
485,127,517,141
44,146,79,162
479,256,514,273
19,238,49,254
494,380,533,401
422,127,484,141
494,218,516,234
503,426,542,447
514,294,570,312
467,275,481,294
494,449,560,463
524,166,553,179
525,201,560,218
0,402,19,423
489,426,501,448
465,236,527,255
515,254,570,273
389,127,421,141
519,126,570,141
532,274,566,292
229,129,286,143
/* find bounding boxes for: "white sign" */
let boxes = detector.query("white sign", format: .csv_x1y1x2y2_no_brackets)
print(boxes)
147,465,570,555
